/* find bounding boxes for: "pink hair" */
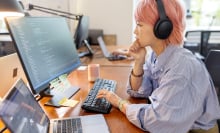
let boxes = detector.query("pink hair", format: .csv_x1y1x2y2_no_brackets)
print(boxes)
134,0,186,45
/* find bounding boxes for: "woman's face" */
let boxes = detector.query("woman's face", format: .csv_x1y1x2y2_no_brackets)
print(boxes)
134,21,157,47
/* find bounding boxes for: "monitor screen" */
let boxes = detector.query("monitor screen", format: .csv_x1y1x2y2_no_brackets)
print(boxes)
74,16,89,49
5,16,81,95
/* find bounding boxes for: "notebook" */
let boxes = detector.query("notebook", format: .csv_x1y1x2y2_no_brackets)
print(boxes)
0,79,110,133
97,36,127,61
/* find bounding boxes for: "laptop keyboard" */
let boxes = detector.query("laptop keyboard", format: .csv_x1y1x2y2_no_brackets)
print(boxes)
108,54,127,61
81,78,116,114
53,118,82,133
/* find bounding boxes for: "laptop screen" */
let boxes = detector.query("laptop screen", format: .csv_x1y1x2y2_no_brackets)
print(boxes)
0,79,49,133
97,36,110,57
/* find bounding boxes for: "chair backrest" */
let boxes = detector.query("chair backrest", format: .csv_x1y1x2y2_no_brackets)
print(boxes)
205,50,220,88
205,49,220,132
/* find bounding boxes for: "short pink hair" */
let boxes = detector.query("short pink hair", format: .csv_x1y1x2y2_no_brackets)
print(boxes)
135,0,186,45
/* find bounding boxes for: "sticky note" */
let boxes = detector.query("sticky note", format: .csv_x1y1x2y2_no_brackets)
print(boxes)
58,98,79,107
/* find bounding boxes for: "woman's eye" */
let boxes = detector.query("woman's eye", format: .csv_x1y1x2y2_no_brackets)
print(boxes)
137,23,142,27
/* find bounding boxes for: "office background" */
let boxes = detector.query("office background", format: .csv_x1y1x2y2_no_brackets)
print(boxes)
0,0,220,132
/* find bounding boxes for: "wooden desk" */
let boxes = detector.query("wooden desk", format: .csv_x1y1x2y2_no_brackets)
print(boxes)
79,45,134,67
39,66,146,133
0,34,12,42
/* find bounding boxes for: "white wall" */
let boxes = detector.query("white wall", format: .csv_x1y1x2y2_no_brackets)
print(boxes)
76,0,133,45
22,0,70,15
21,0,76,34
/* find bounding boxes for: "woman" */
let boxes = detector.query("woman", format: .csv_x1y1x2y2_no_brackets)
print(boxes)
97,0,220,132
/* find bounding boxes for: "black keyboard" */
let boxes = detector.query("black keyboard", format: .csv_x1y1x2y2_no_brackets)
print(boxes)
81,78,117,114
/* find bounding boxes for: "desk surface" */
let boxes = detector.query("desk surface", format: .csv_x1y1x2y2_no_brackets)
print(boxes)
0,45,147,133
39,66,146,133
79,45,134,67
0,34,12,42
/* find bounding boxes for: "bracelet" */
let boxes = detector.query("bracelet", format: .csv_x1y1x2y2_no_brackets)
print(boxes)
131,69,144,77
118,99,128,111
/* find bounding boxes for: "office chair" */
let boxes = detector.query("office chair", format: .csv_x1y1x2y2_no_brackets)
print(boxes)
205,49,220,88
205,49,220,131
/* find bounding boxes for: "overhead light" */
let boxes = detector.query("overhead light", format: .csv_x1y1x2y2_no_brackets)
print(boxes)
0,0,24,17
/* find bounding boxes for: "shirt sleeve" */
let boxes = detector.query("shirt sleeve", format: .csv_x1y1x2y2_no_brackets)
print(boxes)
126,62,153,98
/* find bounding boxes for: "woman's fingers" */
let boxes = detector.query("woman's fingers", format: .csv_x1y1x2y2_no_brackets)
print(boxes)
96,89,108,98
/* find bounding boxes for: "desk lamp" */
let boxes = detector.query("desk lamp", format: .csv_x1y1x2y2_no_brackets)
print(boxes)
0,0,24,56
28,4,81,20
0,0,24,17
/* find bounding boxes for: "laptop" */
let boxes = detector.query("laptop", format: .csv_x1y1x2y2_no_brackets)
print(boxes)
0,79,110,133
97,36,127,61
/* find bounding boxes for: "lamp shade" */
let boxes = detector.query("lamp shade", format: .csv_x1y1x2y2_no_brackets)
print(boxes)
0,0,24,17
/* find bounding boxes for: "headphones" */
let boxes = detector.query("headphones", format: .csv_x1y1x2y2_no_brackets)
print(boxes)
154,0,173,39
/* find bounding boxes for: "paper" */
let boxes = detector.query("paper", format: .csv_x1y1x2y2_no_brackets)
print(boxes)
58,97,79,107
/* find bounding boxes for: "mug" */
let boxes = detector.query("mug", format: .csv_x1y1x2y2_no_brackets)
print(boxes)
88,64,100,82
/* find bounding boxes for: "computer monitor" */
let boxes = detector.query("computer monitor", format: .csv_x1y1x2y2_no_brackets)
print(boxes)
5,16,81,96
74,16,94,57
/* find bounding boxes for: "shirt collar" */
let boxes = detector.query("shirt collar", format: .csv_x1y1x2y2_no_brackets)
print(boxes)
152,45,179,72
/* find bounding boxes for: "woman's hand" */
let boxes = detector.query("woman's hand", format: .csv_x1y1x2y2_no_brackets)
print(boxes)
111,49,129,56
128,40,146,91
128,40,146,64
96,89,121,107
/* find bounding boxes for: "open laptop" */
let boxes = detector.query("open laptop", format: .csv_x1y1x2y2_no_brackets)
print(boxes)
97,36,127,61
0,79,110,133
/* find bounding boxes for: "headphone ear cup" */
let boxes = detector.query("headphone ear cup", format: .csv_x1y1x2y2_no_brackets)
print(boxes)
154,18,173,39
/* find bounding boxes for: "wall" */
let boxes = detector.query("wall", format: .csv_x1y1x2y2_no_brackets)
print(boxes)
21,0,76,34
76,0,133,45
22,0,70,15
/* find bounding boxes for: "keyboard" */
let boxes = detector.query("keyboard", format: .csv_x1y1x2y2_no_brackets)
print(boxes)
81,78,117,114
53,118,82,133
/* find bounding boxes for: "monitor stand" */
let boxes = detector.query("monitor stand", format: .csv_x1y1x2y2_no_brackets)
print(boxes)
36,75,80,107
43,86,80,107
78,40,94,58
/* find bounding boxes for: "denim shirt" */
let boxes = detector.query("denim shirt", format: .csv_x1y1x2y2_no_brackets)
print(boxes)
126,45,220,133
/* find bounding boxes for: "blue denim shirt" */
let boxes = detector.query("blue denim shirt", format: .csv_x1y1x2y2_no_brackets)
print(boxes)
126,45,220,133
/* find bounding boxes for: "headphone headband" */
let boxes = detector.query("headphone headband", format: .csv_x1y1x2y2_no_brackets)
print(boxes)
156,0,167,19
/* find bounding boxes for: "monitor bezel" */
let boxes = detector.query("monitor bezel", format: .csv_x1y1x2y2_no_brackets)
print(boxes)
74,16,89,49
